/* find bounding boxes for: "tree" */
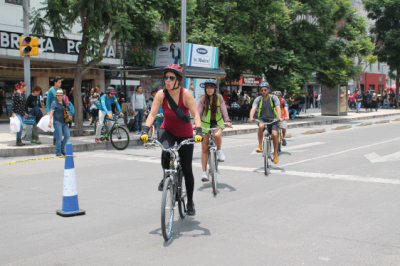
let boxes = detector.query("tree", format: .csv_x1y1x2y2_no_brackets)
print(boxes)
31,0,179,134
364,0,400,105
169,0,372,94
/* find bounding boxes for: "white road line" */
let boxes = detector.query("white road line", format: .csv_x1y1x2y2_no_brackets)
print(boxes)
365,151,400,163
90,153,400,185
249,142,325,154
279,137,400,167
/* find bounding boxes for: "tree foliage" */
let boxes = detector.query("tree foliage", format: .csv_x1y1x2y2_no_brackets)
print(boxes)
364,0,400,101
169,0,372,92
31,0,179,133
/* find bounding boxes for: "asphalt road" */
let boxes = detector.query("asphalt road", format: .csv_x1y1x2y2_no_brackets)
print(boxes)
1,115,400,265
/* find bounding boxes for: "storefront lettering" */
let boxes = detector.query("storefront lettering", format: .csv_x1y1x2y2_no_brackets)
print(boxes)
0,30,115,58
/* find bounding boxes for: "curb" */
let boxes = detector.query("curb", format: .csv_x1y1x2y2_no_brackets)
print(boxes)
375,120,390,124
357,122,372,126
302,128,326,135
332,125,352,130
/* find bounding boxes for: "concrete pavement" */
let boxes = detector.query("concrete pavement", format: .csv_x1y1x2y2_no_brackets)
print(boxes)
1,108,400,157
1,117,400,265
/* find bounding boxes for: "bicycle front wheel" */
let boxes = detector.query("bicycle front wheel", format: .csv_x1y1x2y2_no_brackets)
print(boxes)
209,151,217,195
110,126,130,150
177,169,187,219
264,138,269,176
161,177,175,241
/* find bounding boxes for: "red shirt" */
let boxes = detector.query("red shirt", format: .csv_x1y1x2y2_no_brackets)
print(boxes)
222,94,229,105
161,87,193,137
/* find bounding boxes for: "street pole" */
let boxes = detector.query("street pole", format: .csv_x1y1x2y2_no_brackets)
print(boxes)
181,0,186,88
23,0,31,95
122,43,126,101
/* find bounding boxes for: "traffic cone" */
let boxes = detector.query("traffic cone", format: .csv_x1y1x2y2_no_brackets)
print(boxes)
56,142,85,217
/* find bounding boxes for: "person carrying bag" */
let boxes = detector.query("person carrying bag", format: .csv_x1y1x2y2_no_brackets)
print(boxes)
26,85,44,144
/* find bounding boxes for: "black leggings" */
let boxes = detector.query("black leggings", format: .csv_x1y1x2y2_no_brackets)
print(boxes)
159,129,194,203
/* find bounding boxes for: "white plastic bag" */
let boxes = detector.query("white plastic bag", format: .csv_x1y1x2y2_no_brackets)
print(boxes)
37,114,54,132
10,116,20,134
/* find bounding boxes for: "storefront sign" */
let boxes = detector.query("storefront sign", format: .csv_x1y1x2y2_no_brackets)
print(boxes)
153,43,218,69
0,30,116,58
243,77,261,86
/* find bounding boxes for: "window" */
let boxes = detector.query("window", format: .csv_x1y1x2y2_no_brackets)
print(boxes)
378,85,383,94
5,0,23,5
369,84,375,91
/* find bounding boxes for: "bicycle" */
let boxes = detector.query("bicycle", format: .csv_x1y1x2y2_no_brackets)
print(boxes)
202,123,231,195
94,114,130,150
144,138,195,241
255,119,279,176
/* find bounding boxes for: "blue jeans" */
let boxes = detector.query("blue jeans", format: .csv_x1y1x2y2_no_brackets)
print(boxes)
383,99,390,108
15,114,25,140
356,102,361,113
54,121,70,155
135,109,144,132
289,109,297,119
154,116,164,138
300,104,305,112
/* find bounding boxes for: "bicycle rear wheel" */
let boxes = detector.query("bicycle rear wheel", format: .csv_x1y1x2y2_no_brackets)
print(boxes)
161,176,174,241
209,151,217,195
110,126,130,150
177,169,187,218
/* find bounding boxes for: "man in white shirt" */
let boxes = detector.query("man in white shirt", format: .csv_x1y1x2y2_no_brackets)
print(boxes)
131,86,147,134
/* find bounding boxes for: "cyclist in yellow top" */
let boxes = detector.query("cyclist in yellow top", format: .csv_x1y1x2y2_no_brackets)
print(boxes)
197,79,232,181
249,82,282,164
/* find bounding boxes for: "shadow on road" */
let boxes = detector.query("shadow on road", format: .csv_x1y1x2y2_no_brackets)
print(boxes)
197,182,236,193
149,218,211,246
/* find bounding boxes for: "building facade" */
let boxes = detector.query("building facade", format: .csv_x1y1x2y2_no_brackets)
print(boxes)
0,0,120,113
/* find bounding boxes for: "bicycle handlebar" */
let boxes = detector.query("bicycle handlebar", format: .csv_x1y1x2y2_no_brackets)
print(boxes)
201,123,233,131
254,119,279,125
144,138,196,153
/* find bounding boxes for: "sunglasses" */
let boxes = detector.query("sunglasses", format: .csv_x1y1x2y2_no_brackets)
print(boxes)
164,75,176,81
261,89,268,92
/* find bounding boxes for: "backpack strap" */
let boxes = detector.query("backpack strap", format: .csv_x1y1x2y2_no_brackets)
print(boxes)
163,88,190,123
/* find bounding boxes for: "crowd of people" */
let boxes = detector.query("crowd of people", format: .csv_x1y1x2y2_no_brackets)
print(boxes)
349,88,399,113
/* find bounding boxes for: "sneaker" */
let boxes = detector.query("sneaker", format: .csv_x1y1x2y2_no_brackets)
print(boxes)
186,202,196,216
30,139,37,144
217,150,225,162
201,172,209,182
56,154,63,157
61,152,66,156
158,179,164,191
95,138,99,143
106,137,110,141
256,145,262,153
273,153,279,164
135,131,140,135
282,138,287,146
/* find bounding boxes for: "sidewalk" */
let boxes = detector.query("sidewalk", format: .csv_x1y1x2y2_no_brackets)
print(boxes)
1,108,399,157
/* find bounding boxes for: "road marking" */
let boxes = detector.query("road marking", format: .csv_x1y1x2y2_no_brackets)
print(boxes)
90,153,400,185
279,137,400,168
250,142,325,154
365,151,400,163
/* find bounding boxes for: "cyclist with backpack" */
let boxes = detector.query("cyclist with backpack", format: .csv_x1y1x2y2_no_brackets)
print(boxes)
197,79,232,182
249,82,282,164
140,64,202,216
95,87,124,143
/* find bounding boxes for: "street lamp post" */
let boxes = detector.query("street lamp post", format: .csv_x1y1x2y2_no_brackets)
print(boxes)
181,0,187,88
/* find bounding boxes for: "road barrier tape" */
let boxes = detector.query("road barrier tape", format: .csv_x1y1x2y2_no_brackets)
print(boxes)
0,155,73,165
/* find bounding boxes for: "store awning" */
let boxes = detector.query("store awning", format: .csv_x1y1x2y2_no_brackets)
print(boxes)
110,79,140,86
121,66,226,78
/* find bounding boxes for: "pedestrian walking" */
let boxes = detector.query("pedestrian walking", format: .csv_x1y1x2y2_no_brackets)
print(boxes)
26,85,44,144
11,81,28,146
318,93,322,108
46,76,62,145
90,93,99,125
131,86,147,134
48,89,70,156
355,90,363,113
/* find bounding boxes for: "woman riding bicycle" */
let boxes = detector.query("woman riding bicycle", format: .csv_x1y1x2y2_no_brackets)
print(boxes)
140,64,202,216
197,79,232,182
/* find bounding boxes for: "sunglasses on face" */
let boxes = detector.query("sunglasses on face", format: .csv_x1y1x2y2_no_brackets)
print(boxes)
164,75,176,81
261,90,268,92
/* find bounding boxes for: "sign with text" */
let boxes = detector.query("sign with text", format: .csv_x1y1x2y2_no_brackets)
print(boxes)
153,43,218,69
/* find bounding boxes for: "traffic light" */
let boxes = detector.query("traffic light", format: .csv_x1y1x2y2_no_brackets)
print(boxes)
19,36,40,56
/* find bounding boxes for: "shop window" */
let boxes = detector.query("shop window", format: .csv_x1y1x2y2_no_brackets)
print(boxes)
378,85,383,95
369,84,375,91
5,0,23,5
